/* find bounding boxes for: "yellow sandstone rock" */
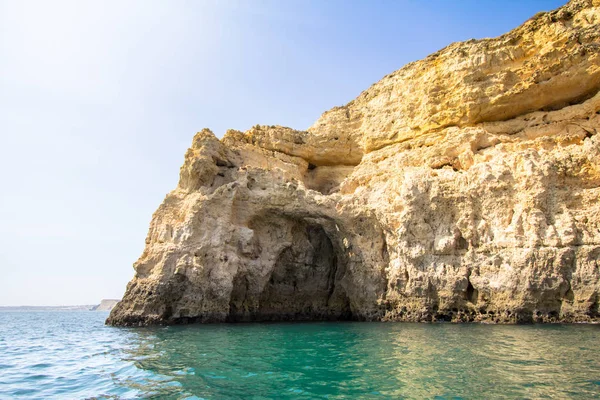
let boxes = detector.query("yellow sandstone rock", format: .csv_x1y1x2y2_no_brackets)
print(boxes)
108,0,600,326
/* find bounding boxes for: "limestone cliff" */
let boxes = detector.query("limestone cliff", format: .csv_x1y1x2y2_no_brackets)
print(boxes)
107,0,600,326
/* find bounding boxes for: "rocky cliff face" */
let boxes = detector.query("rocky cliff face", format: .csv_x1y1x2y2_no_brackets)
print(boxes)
107,0,600,326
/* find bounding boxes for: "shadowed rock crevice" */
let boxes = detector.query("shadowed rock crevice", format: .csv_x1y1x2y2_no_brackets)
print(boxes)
302,165,356,195
228,223,353,321
465,277,478,305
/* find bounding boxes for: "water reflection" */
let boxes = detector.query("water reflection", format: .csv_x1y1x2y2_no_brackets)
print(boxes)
117,323,600,399
1,312,598,399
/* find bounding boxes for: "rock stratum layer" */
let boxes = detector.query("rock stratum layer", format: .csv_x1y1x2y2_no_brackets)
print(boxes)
108,0,600,326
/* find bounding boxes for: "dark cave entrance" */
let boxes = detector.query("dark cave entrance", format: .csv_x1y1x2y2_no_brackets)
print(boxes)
228,222,353,322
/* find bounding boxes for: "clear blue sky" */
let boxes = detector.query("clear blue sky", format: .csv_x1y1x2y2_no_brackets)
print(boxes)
0,0,565,306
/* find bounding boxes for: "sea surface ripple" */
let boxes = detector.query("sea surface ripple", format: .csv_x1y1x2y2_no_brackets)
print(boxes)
0,311,599,399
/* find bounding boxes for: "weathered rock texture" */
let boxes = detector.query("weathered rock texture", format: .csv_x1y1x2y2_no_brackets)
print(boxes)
108,0,600,326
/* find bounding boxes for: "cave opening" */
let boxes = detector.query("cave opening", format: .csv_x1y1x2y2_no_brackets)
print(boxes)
228,222,353,322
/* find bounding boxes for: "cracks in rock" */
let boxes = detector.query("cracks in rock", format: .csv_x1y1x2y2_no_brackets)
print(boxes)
430,159,460,172
325,250,340,308
381,235,390,262
588,293,599,318
564,283,575,302
465,275,479,305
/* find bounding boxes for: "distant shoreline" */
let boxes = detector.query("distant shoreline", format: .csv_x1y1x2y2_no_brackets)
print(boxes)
0,305,98,311
1,300,120,312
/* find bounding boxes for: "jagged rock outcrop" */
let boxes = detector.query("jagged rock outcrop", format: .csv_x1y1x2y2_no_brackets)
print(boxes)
107,0,600,326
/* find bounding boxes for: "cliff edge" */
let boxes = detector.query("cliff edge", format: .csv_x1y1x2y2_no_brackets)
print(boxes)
108,0,600,326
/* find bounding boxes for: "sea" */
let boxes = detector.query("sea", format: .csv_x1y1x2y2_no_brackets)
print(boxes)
0,311,599,399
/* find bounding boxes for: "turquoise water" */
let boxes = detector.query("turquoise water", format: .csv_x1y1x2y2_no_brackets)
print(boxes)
0,312,599,399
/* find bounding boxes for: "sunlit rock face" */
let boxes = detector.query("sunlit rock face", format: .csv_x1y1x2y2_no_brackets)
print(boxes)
107,0,600,326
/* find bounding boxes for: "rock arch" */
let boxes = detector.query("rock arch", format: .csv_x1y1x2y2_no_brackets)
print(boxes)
227,215,354,321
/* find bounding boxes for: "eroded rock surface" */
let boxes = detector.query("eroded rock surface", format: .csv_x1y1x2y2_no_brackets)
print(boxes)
108,0,600,326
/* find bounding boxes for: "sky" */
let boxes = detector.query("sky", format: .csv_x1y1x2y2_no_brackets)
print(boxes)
0,0,566,306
